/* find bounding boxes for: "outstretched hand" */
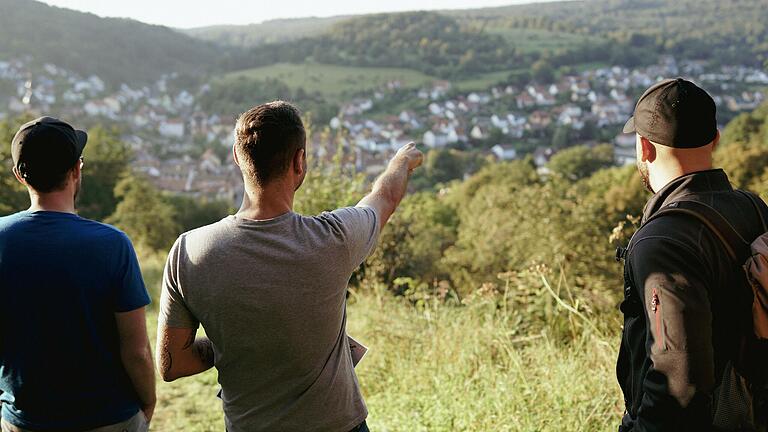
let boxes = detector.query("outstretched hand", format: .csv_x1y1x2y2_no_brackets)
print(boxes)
394,142,424,174
358,142,424,229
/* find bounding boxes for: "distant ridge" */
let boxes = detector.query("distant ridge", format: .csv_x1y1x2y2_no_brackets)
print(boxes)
184,0,768,72
1,0,765,86
182,16,351,47
180,1,582,47
0,0,227,85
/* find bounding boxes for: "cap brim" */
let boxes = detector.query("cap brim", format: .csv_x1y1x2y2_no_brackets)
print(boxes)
75,130,88,156
622,116,636,134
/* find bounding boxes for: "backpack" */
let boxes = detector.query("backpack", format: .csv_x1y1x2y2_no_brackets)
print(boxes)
646,190,768,431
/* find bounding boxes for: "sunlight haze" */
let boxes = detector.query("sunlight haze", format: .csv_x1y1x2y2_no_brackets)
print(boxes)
40,0,565,28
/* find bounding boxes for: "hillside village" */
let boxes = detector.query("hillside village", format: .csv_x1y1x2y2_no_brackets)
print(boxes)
0,57,765,204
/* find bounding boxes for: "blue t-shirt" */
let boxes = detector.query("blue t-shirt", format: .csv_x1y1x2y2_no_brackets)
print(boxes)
0,211,150,431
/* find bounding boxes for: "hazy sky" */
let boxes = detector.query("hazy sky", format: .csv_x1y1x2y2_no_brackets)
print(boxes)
40,0,560,29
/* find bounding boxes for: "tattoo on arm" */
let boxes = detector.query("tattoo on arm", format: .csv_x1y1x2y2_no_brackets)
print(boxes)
160,328,214,379
193,338,215,367
182,330,195,349
183,328,214,367
160,345,172,377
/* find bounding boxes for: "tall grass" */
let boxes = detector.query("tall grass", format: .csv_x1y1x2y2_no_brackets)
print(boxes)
346,282,623,432
141,254,623,431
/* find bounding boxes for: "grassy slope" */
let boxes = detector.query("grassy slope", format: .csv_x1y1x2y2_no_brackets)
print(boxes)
217,63,535,100
142,256,623,432
220,63,436,100
205,6,607,99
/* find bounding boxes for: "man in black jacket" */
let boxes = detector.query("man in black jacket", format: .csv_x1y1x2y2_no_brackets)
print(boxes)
617,78,768,431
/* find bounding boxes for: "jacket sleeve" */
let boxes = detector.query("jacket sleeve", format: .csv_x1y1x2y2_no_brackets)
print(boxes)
629,236,715,431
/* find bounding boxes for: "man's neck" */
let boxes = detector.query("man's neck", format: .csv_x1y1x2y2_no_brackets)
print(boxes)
650,162,713,193
28,191,76,214
236,182,294,221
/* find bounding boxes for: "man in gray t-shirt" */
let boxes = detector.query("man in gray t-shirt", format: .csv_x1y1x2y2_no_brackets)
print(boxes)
156,101,423,432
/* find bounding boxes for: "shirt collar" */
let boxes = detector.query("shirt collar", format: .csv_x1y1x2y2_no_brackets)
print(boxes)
642,168,733,223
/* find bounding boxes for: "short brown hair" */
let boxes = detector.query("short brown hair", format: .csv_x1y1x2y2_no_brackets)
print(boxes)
235,101,306,186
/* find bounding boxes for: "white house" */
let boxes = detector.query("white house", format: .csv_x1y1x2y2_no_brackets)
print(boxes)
159,119,185,138
84,101,112,117
423,131,448,148
470,125,485,140
490,115,507,129
428,103,443,116
491,144,517,161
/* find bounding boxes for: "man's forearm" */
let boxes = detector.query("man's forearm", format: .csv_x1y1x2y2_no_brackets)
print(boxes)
159,328,215,381
121,341,156,411
359,156,411,225
375,156,411,200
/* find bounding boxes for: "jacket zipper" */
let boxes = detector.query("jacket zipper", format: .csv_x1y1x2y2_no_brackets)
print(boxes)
651,288,664,350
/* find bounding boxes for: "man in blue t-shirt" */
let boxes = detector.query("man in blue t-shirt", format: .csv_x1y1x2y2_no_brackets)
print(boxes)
0,117,156,432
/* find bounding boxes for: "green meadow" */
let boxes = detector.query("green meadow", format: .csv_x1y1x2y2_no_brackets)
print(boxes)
220,63,436,101
218,63,530,100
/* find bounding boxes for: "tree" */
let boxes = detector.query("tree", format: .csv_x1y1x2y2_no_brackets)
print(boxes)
439,159,543,292
550,126,570,150
452,158,539,200
410,149,475,191
367,191,458,287
105,175,180,253
77,126,131,221
532,59,555,83
716,144,768,190
294,159,365,216
443,180,560,294
166,195,234,233
548,144,615,181
562,165,646,298
0,118,32,215
722,111,765,146
716,100,768,196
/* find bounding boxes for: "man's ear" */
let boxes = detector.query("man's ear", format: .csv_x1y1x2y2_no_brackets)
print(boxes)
73,159,82,178
640,136,656,163
12,167,26,185
232,145,240,168
294,148,306,176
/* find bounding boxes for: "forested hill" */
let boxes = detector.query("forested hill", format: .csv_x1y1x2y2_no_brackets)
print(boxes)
464,0,768,68
222,12,527,78
183,16,349,47
201,0,768,78
0,0,228,86
2,0,765,85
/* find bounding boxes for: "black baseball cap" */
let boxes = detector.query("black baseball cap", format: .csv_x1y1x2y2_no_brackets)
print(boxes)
11,117,87,179
623,78,717,148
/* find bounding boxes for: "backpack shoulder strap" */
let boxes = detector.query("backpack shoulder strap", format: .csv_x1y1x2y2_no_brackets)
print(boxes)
645,200,751,263
736,189,768,233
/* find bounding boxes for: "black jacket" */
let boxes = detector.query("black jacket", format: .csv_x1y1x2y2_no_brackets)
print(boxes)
617,169,768,431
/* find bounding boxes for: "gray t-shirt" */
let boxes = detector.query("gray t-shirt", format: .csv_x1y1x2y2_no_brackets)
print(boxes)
159,206,380,432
